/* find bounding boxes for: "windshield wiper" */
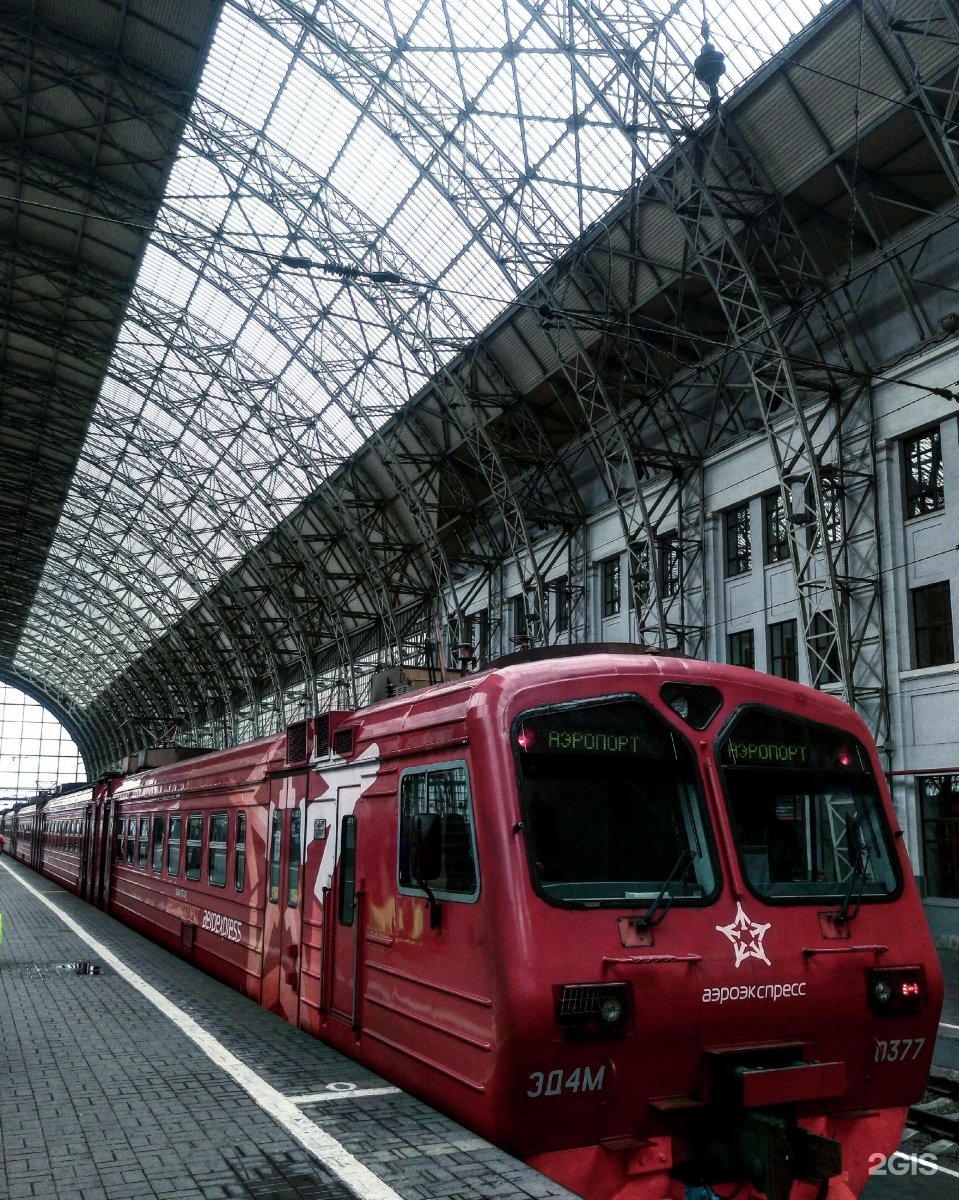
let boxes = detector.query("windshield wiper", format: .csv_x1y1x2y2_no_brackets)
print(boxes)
637,848,694,929
836,813,869,925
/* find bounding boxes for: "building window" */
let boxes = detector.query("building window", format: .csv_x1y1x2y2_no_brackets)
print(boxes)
728,629,755,669
764,492,789,564
768,618,799,681
628,541,650,608
811,611,842,685
464,609,489,664
813,474,844,547
724,505,751,576
658,535,681,598
913,581,954,668
552,576,570,634
601,555,621,617
920,774,959,899
510,594,529,642
904,427,944,518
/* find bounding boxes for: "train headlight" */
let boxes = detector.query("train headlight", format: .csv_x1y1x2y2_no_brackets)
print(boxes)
556,983,630,1038
598,993,626,1025
868,967,925,1016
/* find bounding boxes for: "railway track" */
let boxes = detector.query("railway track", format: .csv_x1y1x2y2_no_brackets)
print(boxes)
908,1071,959,1144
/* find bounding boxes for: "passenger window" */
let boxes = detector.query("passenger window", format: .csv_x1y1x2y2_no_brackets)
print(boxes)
288,809,301,907
185,814,203,881
208,812,228,887
126,818,136,864
116,820,124,861
167,814,182,875
398,762,479,900
151,816,165,871
137,817,149,868
235,813,246,892
268,809,282,903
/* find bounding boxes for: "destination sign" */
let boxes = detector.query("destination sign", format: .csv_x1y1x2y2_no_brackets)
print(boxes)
723,740,810,766
514,699,676,760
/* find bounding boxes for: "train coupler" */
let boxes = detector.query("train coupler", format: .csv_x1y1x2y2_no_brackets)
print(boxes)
737,1112,842,1200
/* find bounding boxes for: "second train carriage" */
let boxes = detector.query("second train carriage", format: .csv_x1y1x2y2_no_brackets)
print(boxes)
1,647,945,1200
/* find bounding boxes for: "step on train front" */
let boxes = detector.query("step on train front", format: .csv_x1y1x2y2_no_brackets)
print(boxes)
1,647,943,1200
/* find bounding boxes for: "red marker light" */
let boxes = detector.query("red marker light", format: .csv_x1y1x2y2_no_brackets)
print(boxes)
901,981,921,998
517,727,536,751
838,747,853,767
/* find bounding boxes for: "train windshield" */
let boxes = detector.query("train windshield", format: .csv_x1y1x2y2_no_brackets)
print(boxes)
513,697,718,907
718,708,901,902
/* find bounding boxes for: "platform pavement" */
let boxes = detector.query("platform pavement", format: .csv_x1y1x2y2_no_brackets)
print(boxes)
0,856,580,1200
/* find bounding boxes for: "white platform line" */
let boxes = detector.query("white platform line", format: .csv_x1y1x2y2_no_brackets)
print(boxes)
1,861,404,1200
939,1020,959,1033
291,1086,402,1104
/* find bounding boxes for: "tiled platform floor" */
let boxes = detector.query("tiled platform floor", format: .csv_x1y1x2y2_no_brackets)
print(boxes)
0,857,578,1200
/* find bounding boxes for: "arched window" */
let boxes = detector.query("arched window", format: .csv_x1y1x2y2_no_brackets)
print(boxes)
0,683,85,798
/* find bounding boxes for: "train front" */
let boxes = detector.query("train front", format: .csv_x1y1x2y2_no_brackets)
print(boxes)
495,668,943,1200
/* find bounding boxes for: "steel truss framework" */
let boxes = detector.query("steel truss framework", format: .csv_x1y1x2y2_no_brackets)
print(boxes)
2,0,959,775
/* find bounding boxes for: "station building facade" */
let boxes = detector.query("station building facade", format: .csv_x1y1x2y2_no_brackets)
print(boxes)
452,342,959,940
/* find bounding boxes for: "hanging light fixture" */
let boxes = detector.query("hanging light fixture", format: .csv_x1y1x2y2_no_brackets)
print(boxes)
694,15,726,115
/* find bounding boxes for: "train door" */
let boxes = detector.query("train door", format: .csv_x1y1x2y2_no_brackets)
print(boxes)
96,795,115,909
31,810,45,872
262,774,304,1022
327,784,362,1028
80,804,94,898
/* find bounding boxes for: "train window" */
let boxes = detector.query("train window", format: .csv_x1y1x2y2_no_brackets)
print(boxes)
208,812,228,887
339,814,357,925
116,820,124,861
151,816,165,871
513,698,719,908
137,817,149,867
235,813,246,892
126,818,136,864
398,762,479,901
167,814,182,875
288,808,301,907
268,809,282,903
185,814,203,881
718,708,901,903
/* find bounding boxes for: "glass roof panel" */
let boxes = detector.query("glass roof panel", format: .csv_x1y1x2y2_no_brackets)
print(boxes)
26,0,828,698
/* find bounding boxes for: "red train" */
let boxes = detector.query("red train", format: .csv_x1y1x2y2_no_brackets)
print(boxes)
1,646,944,1200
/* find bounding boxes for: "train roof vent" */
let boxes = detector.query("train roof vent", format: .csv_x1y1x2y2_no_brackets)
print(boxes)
286,721,309,765
312,711,351,762
332,727,354,757
315,714,332,759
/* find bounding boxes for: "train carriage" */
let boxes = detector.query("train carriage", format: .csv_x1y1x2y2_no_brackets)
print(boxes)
4,646,944,1200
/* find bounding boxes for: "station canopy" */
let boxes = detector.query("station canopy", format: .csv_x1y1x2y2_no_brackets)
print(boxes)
3,0,930,772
